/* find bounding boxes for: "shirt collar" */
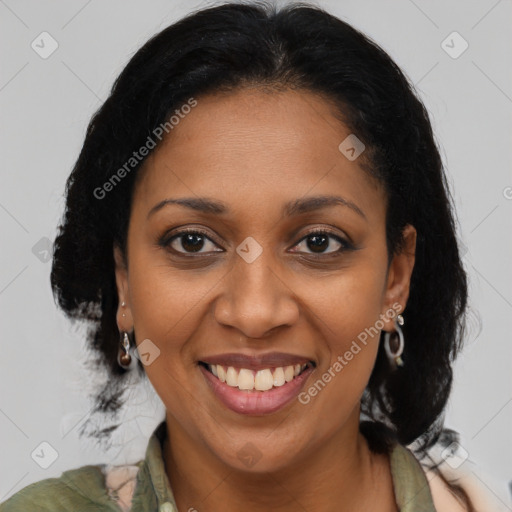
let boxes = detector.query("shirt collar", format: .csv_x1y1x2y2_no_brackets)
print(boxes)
131,421,178,512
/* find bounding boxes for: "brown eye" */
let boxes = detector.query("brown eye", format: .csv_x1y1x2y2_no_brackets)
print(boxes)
291,230,350,255
163,229,223,254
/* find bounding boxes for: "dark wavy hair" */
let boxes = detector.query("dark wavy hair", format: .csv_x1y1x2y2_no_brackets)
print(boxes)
50,0,468,455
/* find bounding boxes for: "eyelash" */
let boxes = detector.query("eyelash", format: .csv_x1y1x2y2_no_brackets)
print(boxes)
159,227,353,258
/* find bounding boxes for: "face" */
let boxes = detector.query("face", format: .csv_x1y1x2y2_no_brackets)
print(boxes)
114,87,416,473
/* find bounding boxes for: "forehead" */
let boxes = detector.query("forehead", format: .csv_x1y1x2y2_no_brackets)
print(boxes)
133,87,385,221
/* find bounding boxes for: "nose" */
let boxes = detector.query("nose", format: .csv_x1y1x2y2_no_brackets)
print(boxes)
213,249,300,339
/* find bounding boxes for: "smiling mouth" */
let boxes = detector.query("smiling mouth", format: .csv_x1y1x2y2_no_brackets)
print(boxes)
198,361,316,392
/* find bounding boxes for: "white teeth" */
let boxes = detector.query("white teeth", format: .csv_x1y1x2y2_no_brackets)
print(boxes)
284,365,294,382
226,366,238,387
273,367,285,387
238,368,254,390
217,365,226,382
254,369,273,391
207,363,310,391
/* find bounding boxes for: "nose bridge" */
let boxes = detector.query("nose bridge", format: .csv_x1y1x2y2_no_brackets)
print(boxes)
234,247,277,302
214,240,299,338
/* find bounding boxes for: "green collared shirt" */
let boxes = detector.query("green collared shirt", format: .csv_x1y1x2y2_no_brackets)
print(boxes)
0,421,436,511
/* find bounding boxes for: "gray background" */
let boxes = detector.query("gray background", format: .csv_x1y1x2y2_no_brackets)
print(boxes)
1,0,511,504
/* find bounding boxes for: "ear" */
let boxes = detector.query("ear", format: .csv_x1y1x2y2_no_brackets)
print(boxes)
381,224,417,331
113,243,133,330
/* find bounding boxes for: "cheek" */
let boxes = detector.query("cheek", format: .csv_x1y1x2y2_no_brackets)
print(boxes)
306,252,387,345
126,258,211,423
329,270,386,347
298,260,387,412
126,252,227,413
128,245,216,338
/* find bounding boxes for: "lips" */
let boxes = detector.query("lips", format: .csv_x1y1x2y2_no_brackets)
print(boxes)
199,352,315,371
197,352,316,415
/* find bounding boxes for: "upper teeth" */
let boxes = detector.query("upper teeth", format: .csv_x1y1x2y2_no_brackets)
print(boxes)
208,363,307,391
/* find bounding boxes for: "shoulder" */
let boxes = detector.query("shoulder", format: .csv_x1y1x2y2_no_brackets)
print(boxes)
412,434,512,512
389,437,511,512
423,464,512,512
0,464,121,512
424,468,470,512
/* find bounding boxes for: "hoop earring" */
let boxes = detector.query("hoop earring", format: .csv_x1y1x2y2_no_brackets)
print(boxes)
118,331,134,369
383,314,405,368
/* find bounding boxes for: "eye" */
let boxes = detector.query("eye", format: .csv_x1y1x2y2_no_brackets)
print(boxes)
162,228,223,254
291,230,350,256
160,227,352,257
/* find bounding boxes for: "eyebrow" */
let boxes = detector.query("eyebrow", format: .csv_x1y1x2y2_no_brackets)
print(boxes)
147,194,366,220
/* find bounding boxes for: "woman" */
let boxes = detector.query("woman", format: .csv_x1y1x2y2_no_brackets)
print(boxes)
1,2,507,511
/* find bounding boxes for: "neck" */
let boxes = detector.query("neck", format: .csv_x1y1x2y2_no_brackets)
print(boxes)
162,411,397,512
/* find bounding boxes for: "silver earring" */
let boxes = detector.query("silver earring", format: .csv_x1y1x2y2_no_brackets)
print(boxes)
383,314,405,368
121,301,126,318
118,331,134,369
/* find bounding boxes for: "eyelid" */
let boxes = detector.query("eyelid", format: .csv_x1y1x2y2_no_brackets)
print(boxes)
296,226,351,244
